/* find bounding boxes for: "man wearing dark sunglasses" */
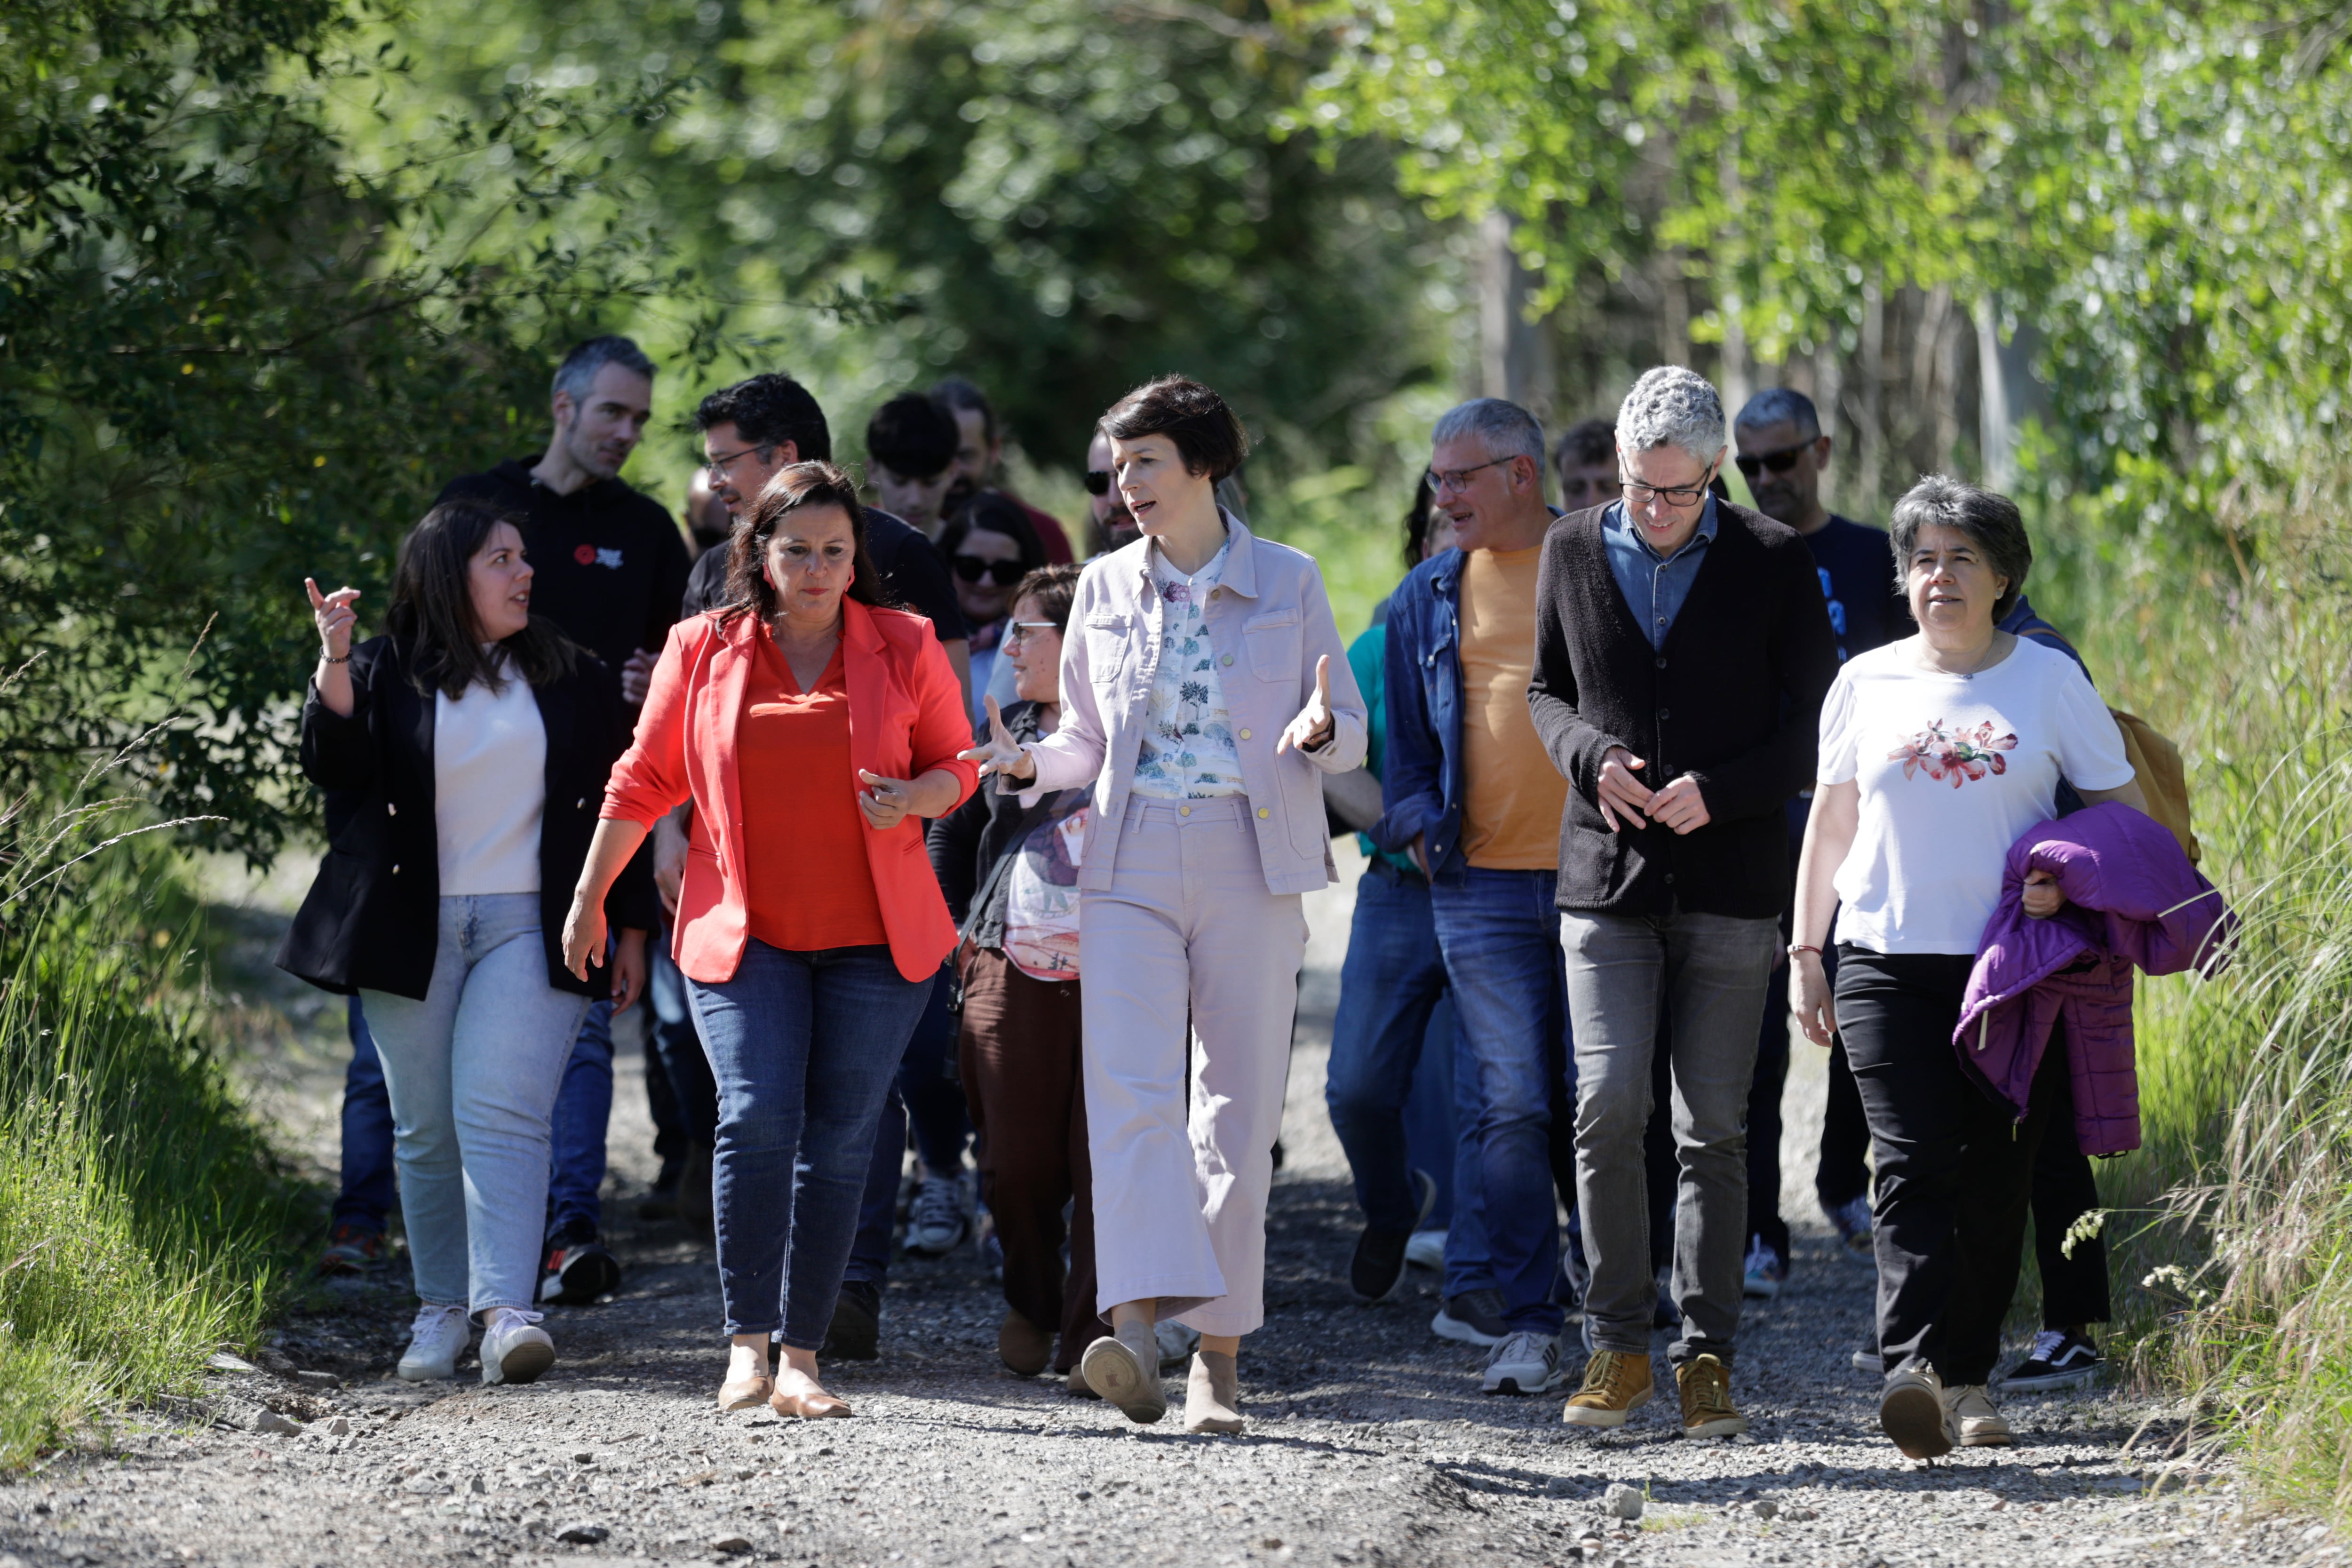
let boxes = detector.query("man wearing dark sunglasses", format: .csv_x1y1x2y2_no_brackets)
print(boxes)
1083,423,1141,556
1727,387,1911,1306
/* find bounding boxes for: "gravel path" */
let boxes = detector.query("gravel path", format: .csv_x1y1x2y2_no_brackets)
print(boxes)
0,849,2282,1568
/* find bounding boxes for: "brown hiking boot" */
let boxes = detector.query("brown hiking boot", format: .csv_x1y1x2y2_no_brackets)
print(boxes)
1561,1349,1654,1428
1675,1353,1748,1438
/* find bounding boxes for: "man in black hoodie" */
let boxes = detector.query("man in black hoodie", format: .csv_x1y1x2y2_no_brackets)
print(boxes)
435,334,691,1306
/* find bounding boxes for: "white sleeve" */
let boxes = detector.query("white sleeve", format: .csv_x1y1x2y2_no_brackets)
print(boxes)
1816,664,1862,785
2049,657,2137,792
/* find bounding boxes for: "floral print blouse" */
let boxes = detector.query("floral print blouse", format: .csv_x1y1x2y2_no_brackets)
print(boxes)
1131,537,1245,799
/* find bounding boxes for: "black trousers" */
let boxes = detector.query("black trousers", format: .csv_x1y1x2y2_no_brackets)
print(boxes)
2032,1096,2112,1328
1836,946,2071,1385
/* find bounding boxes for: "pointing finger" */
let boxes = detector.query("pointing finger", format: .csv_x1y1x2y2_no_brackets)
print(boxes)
1312,654,1330,703
306,578,326,611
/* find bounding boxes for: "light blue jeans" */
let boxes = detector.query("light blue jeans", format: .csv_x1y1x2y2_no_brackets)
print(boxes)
360,894,591,1318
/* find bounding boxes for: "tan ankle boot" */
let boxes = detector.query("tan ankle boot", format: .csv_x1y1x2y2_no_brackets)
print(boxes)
1079,1320,1167,1424
1184,1350,1244,1434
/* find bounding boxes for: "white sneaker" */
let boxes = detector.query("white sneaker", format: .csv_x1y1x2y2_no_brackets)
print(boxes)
1481,1330,1564,1395
904,1174,969,1255
479,1308,556,1385
397,1304,470,1381
1405,1229,1447,1271
1942,1382,2014,1447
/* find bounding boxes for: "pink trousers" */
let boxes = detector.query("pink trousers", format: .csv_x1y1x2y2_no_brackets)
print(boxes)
1078,796,1307,1337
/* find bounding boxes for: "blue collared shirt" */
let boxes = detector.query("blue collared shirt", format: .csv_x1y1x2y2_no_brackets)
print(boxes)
1602,495,1719,649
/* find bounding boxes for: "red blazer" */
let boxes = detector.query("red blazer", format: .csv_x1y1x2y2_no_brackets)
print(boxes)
603,599,978,983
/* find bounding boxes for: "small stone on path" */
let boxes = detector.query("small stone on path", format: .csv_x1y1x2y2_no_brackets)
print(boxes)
251,1410,301,1436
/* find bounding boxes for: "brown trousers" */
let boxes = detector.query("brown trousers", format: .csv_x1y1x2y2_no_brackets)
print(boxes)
958,947,1102,1372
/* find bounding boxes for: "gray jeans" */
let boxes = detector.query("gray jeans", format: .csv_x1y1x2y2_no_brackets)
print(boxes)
361,894,591,1317
1560,908,1777,1365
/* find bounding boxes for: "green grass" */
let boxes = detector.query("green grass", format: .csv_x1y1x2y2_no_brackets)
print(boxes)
0,817,313,1466
2027,479,2352,1515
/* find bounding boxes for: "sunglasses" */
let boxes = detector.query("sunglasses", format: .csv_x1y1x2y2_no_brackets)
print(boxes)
1083,470,1113,496
1003,620,1059,647
1558,475,1621,500
1733,441,1812,478
953,555,1027,586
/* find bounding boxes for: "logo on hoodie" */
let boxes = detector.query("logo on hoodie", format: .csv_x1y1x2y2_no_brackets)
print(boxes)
572,544,623,569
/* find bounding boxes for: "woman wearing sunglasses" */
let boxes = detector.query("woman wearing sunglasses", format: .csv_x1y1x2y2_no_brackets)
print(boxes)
963,375,1367,1433
940,491,1048,731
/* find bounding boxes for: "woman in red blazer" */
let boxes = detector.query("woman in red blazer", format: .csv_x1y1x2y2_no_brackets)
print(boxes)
564,462,975,1421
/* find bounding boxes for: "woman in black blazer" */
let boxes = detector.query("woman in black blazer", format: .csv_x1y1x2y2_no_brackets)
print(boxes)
277,497,653,1388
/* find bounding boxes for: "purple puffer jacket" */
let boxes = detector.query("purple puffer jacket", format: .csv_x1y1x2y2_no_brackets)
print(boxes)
1954,803,2235,1156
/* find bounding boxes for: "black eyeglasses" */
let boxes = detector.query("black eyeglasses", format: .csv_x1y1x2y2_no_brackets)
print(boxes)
1619,470,1716,509
1424,456,1516,495
953,555,1027,586
1733,441,1812,478
1083,470,1113,496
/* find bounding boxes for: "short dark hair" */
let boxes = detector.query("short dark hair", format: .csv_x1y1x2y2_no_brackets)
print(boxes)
695,373,832,462
1889,473,2034,621
1554,417,1616,470
1735,387,1823,441
1099,375,1249,485
719,462,890,624
552,335,655,404
386,499,577,699
937,491,1047,576
866,392,960,480
1010,562,1084,636
928,376,994,445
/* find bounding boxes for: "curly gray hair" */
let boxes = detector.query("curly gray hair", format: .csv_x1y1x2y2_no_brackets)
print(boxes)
1617,366,1725,464
1889,474,2033,621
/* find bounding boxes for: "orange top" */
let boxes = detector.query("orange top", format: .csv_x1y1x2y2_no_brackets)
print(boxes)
737,632,889,953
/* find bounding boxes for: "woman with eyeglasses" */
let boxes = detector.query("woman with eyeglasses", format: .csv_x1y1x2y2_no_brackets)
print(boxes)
963,375,1367,1434
941,491,1049,732
926,563,1106,1390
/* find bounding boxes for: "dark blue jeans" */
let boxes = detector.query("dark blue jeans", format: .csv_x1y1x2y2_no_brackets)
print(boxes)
651,928,720,1146
1429,865,1573,1335
1327,860,1468,1234
687,941,930,1344
847,964,963,1287
545,999,615,1246
334,997,397,1233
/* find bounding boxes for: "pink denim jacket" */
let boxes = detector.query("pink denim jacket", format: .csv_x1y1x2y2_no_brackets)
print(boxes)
1020,513,1368,894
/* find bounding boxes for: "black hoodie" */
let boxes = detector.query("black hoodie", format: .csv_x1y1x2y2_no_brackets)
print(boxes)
438,457,691,683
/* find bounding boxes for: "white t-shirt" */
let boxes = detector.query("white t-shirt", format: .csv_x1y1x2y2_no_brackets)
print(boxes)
1819,636,2134,955
434,661,547,896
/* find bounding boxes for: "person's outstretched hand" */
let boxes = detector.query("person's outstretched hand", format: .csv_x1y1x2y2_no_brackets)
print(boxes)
1276,654,1335,756
958,696,1037,782
306,577,360,658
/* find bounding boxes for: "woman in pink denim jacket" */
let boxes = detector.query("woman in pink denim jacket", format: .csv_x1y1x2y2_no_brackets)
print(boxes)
966,376,1366,1433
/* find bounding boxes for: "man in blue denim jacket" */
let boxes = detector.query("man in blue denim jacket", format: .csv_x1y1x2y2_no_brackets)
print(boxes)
1373,398,1576,1397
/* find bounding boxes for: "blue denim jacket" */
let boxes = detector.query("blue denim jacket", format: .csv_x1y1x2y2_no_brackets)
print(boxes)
1369,547,1469,877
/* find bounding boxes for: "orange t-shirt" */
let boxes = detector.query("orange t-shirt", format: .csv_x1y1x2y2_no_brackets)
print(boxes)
739,631,889,953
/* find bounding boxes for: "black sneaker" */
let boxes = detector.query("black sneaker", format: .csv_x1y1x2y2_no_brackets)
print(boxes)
823,1279,881,1361
2000,1329,2103,1392
538,1237,622,1305
1352,1170,1437,1303
1431,1288,1510,1347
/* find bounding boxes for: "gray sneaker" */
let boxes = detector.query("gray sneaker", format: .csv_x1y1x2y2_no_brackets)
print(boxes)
1879,1361,1954,1459
1432,1288,1510,1347
1482,1331,1564,1395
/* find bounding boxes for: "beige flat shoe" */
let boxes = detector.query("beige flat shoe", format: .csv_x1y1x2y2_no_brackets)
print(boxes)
717,1374,773,1412
770,1386,854,1419
1184,1349,1245,1434
1079,1321,1167,1424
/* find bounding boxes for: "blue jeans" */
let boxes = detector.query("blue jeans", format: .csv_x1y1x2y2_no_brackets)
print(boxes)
1429,866,1573,1335
360,895,591,1314
686,941,931,1345
1326,860,1468,1234
847,964,962,1287
334,997,397,1233
545,998,615,1245
651,928,719,1146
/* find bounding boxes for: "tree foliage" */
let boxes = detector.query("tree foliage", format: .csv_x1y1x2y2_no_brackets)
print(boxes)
1282,0,2352,533
0,0,699,860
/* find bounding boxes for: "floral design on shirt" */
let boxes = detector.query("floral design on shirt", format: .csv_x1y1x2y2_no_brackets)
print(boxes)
1890,719,2019,788
1132,541,1244,799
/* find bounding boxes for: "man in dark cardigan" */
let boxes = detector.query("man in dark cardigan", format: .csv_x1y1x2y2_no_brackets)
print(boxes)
1528,366,1838,1439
